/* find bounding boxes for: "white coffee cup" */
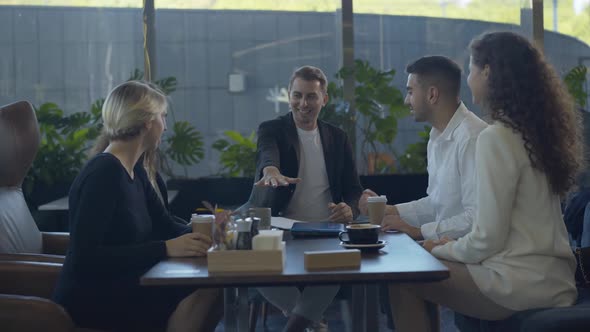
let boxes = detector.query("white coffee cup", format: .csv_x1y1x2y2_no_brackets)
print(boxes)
191,214,214,239
367,195,387,225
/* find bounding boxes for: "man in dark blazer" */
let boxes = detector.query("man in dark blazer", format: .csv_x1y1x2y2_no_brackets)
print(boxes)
251,66,363,223
251,66,363,332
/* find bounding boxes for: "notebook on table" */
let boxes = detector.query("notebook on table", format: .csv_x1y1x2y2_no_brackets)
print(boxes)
290,221,345,238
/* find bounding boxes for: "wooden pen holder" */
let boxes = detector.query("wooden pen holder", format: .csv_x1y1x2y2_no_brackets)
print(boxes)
304,249,361,270
207,249,284,273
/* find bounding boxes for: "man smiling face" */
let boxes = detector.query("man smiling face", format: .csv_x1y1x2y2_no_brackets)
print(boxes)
289,77,329,131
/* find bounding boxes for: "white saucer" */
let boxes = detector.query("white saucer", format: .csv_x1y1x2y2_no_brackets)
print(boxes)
340,240,387,250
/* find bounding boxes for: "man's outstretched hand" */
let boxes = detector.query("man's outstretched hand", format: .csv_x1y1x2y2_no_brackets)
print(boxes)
255,166,301,187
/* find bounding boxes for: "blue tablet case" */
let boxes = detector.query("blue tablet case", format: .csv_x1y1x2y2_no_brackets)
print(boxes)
290,221,345,238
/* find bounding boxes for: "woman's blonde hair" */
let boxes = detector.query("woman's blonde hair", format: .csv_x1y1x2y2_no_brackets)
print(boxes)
102,80,167,141
91,80,168,203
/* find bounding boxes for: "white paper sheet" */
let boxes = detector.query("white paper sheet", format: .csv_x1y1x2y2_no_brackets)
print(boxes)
270,216,302,230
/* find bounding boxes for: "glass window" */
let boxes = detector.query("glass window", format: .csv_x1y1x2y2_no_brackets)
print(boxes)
0,1,140,7
0,2,142,210
544,0,590,47
353,0,590,174
0,1,142,111
155,0,342,177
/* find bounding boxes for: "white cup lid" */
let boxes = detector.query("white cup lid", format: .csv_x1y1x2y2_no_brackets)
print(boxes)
236,220,252,231
192,214,215,222
367,195,387,203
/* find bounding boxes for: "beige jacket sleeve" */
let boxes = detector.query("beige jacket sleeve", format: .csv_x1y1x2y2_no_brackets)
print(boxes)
432,128,519,263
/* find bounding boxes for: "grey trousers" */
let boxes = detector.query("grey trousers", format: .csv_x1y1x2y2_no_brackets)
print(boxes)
257,285,340,322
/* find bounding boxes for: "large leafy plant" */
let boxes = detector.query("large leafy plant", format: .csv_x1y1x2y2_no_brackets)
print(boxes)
212,130,257,178
24,102,102,194
398,126,430,173
127,69,205,177
321,59,409,174
25,70,204,199
564,65,588,109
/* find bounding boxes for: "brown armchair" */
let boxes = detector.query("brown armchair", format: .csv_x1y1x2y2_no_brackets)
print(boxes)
0,294,101,332
0,232,70,263
0,101,91,331
0,261,103,332
42,232,70,255
0,261,61,299
0,100,70,259
0,240,105,332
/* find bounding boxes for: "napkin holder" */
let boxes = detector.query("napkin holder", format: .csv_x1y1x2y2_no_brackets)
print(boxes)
208,232,285,273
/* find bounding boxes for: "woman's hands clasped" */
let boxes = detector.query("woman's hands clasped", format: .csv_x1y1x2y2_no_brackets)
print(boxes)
422,237,453,253
165,233,212,257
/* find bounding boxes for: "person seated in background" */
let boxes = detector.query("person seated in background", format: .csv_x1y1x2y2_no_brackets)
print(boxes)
250,65,363,332
359,55,487,241
389,31,582,332
52,81,223,332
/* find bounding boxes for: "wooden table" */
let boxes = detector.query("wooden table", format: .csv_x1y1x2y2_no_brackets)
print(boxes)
38,190,179,211
141,232,449,331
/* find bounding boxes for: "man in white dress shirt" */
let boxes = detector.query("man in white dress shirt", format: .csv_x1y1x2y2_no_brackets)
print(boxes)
359,55,487,241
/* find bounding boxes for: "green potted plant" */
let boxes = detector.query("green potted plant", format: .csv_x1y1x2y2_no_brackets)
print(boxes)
167,130,257,219
25,70,204,212
321,60,428,204
563,65,590,188
126,69,205,178
398,125,430,174
564,65,588,109
211,130,257,178
321,59,409,174
24,102,102,210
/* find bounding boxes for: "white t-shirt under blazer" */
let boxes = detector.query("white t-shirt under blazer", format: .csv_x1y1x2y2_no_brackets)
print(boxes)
284,127,333,221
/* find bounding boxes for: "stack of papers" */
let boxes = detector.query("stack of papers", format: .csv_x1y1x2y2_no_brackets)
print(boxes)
270,216,300,230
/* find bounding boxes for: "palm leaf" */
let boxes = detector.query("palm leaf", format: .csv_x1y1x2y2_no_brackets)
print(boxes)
564,65,588,108
212,131,257,177
165,121,204,166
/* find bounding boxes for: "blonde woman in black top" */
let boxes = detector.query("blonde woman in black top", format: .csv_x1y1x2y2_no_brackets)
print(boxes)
53,81,222,332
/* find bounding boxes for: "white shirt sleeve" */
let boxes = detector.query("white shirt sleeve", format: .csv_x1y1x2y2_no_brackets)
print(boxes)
420,138,478,240
395,196,436,228
432,129,516,263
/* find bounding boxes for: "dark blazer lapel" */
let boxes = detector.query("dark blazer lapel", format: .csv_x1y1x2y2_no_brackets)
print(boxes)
284,113,301,162
318,121,335,190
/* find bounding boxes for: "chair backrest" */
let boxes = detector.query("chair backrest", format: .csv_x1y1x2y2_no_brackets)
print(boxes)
0,101,39,188
0,101,42,254
564,189,590,247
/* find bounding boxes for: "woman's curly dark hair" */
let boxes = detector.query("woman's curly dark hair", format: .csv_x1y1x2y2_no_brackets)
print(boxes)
470,31,583,196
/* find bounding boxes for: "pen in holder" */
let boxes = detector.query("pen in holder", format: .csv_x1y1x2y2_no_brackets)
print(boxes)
202,201,235,251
